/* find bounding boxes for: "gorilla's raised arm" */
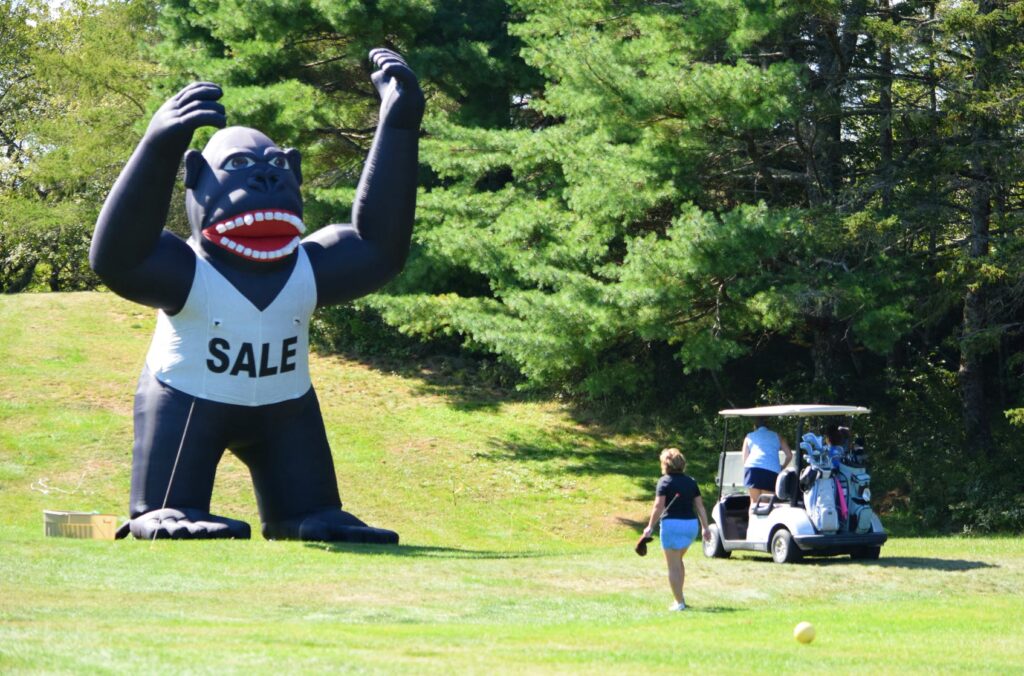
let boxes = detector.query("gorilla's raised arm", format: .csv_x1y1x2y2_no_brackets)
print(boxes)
90,83,226,312
303,49,424,307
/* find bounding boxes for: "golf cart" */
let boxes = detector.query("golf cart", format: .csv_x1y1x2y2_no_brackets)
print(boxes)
703,404,887,564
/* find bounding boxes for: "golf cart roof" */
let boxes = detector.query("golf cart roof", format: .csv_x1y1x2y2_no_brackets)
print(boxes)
718,404,871,418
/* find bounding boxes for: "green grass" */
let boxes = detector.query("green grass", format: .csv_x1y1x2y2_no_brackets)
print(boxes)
2,292,1023,673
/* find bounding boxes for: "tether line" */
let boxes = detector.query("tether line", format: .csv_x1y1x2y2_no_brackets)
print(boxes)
151,396,197,543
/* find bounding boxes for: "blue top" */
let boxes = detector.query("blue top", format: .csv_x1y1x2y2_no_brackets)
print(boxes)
744,426,782,472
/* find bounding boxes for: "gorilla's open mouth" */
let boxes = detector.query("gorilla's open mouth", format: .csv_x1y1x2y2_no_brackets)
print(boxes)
201,209,306,262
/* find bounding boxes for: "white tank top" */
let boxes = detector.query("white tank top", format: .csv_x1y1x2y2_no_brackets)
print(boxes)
144,245,317,406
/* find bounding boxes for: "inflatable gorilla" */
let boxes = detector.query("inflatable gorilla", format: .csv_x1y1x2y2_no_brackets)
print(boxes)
89,49,423,542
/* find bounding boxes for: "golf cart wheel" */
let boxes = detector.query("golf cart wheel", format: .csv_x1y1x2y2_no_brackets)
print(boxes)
770,528,802,564
703,523,730,559
850,546,881,561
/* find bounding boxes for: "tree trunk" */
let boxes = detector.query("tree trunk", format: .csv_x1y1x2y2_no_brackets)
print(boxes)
959,0,996,457
878,0,894,212
960,286,992,455
811,318,841,399
2,260,37,293
802,0,868,206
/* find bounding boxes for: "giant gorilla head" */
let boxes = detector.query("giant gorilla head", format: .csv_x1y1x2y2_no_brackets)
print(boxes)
183,127,304,265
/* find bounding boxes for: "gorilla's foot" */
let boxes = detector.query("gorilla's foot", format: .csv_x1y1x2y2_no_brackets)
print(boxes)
263,508,399,544
128,508,251,540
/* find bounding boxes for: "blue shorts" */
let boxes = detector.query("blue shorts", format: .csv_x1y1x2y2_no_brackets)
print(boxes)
660,518,700,550
744,467,778,491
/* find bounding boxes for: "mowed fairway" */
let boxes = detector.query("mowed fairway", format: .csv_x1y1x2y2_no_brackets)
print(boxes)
1,293,1022,674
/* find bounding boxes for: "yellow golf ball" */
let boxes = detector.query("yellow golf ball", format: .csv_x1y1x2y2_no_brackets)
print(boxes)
794,621,816,644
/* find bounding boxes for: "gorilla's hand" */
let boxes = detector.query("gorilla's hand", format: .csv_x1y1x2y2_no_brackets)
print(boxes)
369,48,425,131
128,508,251,540
145,82,227,152
263,508,400,544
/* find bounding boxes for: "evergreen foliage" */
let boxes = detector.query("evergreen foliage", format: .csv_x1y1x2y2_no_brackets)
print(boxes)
384,1,936,404
0,0,159,291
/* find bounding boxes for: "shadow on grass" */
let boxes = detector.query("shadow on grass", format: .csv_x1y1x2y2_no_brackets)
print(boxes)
688,606,741,614
305,542,552,560
320,350,529,414
481,429,720,492
799,556,995,571
866,556,995,571
485,434,653,482
616,516,648,532
317,345,722,493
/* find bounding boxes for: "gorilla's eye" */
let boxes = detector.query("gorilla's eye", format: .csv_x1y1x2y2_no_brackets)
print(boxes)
270,156,290,170
225,156,255,171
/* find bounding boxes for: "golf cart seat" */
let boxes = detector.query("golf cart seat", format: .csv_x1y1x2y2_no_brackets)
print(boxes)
775,468,798,502
750,469,800,516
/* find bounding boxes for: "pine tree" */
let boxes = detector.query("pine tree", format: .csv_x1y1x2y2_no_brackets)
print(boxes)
373,1,924,402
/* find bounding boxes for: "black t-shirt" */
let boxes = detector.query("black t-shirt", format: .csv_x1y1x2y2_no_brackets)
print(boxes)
656,473,701,520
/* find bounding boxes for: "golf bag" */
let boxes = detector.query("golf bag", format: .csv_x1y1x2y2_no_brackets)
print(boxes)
799,434,840,534
837,465,876,534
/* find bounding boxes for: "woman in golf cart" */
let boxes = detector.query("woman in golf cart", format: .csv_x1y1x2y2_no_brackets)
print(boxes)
824,423,849,468
641,448,711,611
742,417,793,509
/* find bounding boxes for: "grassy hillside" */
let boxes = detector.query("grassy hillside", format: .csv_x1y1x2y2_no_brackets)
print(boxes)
0,291,672,549
1,292,1022,673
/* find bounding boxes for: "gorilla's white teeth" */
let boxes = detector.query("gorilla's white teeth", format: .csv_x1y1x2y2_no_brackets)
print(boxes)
210,210,305,237
216,235,302,261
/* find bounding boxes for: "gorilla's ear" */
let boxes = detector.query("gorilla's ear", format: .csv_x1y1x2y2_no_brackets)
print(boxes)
285,148,302,186
183,150,209,189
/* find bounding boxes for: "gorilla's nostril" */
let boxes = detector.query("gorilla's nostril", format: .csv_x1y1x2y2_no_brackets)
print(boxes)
247,175,270,192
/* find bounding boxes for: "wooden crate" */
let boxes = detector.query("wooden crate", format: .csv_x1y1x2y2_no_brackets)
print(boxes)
43,511,118,540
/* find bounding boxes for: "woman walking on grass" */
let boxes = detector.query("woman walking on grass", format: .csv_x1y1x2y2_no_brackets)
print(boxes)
641,448,711,611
